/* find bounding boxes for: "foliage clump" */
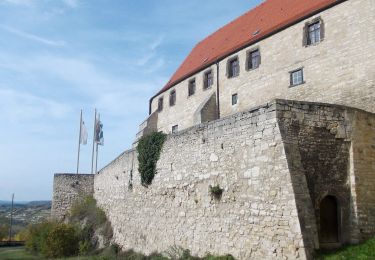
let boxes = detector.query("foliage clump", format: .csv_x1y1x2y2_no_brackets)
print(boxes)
209,185,224,200
137,132,167,187
24,221,79,258
0,221,9,241
69,195,113,251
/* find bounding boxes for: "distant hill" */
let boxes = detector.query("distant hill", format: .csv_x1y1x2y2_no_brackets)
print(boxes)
0,201,51,233
0,200,51,206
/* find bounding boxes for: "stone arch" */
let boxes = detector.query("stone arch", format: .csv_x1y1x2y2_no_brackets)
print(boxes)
319,195,341,247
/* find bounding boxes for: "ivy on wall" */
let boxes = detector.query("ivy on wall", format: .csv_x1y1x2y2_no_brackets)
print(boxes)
137,132,167,187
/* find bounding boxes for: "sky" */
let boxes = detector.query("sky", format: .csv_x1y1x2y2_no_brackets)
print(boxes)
0,0,262,201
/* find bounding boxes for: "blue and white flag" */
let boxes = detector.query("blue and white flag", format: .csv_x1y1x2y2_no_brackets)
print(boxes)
95,115,104,146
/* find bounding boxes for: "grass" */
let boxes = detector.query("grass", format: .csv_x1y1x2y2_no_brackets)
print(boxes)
0,246,235,260
0,247,40,260
316,238,375,259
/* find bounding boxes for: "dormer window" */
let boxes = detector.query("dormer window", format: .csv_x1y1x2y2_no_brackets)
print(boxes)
203,70,213,89
188,78,196,96
169,90,176,106
157,97,163,112
227,57,239,78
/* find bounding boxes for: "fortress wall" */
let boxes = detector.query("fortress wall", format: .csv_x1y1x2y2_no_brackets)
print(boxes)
51,173,94,221
350,111,375,240
277,100,375,245
95,101,311,260
151,0,375,133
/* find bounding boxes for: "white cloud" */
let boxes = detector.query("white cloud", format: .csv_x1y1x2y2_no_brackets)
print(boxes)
0,88,71,123
0,0,34,6
149,35,164,50
62,0,78,8
1,25,66,47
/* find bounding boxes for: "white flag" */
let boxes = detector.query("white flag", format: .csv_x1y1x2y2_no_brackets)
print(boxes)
80,120,88,145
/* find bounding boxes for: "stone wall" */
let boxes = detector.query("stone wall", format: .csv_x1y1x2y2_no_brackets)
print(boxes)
51,173,94,221
350,110,375,240
95,101,311,259
92,99,375,259
150,0,375,133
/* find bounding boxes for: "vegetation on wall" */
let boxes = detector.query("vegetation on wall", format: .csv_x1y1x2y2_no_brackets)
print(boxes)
137,132,167,187
209,185,224,200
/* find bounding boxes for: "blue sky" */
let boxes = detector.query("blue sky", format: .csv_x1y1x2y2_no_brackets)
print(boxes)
0,0,262,201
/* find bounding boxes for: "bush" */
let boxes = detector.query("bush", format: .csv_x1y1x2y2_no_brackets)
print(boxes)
25,221,80,258
209,185,224,200
0,224,8,241
41,223,79,258
137,132,167,187
70,195,107,228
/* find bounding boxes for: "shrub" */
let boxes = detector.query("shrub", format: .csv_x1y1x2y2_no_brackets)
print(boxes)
209,185,224,200
25,221,80,258
41,223,79,258
70,195,107,228
137,132,167,187
0,224,8,241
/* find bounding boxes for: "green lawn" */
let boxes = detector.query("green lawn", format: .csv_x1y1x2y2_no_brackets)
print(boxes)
0,247,40,260
0,247,99,260
317,238,375,260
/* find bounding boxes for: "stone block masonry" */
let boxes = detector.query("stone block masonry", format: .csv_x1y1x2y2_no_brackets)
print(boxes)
52,99,375,259
95,100,309,259
51,173,94,221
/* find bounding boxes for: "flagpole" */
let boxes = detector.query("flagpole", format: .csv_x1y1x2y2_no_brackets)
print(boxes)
91,108,97,174
76,109,82,175
8,193,14,242
95,143,99,174
95,113,100,174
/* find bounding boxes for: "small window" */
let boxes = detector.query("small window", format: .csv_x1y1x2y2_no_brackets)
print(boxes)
188,79,196,96
303,18,324,46
172,125,178,134
247,49,261,70
157,97,163,112
203,70,213,89
290,69,304,87
227,57,239,78
232,93,238,105
308,21,321,45
169,90,176,106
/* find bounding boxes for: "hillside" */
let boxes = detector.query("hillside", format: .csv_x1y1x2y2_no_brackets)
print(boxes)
0,201,51,235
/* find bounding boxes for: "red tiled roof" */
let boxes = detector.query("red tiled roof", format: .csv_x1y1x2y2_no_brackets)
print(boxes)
154,0,342,98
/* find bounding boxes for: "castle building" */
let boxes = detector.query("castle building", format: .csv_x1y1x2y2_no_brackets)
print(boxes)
138,0,375,137
52,0,375,259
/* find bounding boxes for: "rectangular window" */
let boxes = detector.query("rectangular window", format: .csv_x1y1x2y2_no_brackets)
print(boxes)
308,21,321,45
228,57,239,78
172,125,178,134
157,97,163,112
247,49,261,70
232,93,238,105
290,69,304,86
203,70,213,89
188,79,196,96
169,90,176,106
